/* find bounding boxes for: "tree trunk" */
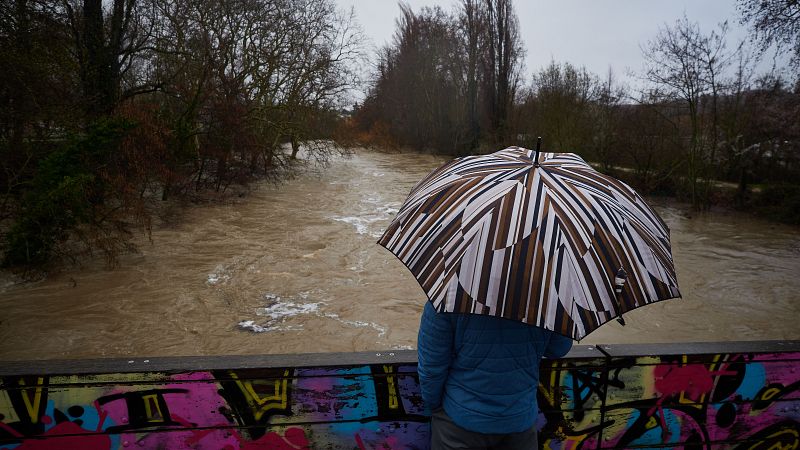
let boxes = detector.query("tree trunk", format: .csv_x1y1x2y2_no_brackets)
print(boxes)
290,135,300,159
80,0,128,118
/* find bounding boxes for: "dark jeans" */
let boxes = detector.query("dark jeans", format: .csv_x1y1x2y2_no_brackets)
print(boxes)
430,407,538,450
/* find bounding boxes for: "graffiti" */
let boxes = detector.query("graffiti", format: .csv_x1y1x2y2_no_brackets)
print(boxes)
0,348,798,449
538,352,800,449
213,368,294,439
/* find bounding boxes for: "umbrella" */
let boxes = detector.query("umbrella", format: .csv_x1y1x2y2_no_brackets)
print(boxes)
378,145,680,340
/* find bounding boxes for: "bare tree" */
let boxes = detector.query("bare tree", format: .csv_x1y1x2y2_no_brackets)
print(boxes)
641,15,734,208
0,0,364,268
737,0,800,71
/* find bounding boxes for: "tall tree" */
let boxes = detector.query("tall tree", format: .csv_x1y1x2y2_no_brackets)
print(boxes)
459,0,485,153
362,4,468,152
64,0,153,118
482,0,523,146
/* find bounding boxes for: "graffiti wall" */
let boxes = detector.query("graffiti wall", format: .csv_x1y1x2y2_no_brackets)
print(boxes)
1,345,798,449
537,350,800,449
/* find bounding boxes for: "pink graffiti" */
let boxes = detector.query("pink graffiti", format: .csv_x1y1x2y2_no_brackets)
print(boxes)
655,364,727,400
648,363,737,440
104,371,240,449
152,410,310,450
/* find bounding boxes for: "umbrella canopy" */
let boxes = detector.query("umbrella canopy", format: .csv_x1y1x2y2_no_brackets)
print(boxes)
378,146,680,340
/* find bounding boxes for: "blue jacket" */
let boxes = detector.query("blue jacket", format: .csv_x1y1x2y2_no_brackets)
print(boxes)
417,301,573,434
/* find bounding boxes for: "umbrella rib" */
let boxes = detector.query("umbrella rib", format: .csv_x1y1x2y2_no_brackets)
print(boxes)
542,168,595,229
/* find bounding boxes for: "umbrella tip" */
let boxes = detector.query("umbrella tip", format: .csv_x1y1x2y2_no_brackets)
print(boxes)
534,137,542,167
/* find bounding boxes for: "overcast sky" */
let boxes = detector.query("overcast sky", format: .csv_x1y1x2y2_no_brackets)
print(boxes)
335,0,783,95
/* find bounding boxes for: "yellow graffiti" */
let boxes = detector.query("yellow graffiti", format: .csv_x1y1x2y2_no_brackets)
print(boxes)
18,378,45,424
760,387,782,402
642,365,657,399
677,391,706,408
744,427,799,450
538,361,560,407
142,394,164,422
544,426,588,449
230,369,290,421
637,358,661,399
383,365,399,409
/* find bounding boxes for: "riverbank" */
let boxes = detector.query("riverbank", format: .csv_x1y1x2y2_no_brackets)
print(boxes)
596,161,800,226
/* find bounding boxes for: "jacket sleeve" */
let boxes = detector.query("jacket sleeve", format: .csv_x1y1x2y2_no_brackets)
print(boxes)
543,332,573,358
417,301,454,411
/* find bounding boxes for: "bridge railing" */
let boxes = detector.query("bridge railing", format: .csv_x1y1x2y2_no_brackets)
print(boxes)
1,340,798,449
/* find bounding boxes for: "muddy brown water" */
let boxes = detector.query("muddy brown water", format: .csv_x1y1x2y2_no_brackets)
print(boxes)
1,148,799,360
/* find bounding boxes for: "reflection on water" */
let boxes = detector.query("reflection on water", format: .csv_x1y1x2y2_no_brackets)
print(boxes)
1,148,799,359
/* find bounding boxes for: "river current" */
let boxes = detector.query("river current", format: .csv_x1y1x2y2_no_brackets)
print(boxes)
1,148,799,360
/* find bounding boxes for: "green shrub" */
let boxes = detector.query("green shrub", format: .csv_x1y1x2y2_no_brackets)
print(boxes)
2,119,133,267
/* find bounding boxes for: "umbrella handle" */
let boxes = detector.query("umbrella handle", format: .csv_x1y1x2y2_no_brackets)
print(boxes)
614,267,627,326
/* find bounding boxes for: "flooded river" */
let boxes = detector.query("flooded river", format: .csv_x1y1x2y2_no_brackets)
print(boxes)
1,148,799,360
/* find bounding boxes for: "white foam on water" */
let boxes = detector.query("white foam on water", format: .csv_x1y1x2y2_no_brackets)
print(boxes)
330,213,398,238
206,274,229,285
322,312,387,337
328,193,401,237
239,292,320,333
330,216,378,235
238,320,304,333
240,291,389,338
363,195,400,213
207,263,232,285
256,300,320,320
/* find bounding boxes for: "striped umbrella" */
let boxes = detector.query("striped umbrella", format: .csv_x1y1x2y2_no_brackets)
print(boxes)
378,146,680,340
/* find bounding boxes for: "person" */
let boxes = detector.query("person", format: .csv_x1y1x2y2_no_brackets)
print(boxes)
417,301,573,450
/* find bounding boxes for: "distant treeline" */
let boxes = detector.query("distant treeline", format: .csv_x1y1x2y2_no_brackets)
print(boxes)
350,0,800,222
0,0,360,269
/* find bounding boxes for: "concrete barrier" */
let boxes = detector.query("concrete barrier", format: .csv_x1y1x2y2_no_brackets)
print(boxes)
1,341,798,449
